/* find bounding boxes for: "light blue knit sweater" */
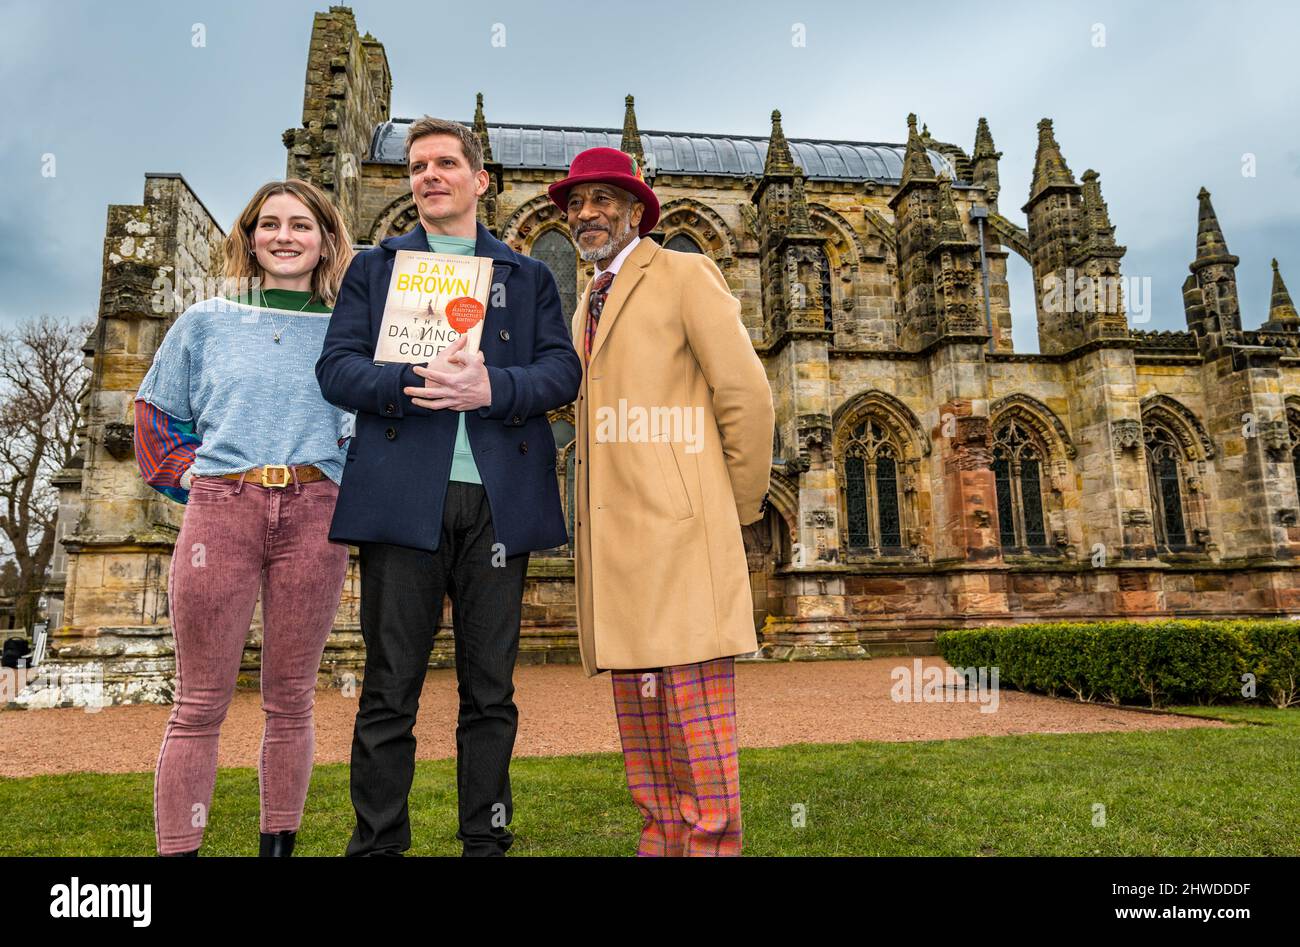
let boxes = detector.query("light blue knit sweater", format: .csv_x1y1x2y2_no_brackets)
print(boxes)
136,294,352,485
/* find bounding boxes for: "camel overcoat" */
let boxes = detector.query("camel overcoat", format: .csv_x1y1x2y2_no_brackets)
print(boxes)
569,238,775,676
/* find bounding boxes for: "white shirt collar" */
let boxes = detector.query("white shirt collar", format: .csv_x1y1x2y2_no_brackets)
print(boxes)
594,234,641,279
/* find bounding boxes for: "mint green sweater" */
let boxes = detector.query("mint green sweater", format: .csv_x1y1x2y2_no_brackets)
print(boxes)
427,233,481,484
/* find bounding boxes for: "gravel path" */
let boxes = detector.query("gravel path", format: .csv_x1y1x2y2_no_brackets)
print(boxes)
0,657,1231,778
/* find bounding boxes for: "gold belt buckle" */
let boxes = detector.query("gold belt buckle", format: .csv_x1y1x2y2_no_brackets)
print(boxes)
261,464,291,488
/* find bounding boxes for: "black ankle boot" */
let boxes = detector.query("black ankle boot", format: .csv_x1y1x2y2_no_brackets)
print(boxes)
259,830,296,857
160,849,198,857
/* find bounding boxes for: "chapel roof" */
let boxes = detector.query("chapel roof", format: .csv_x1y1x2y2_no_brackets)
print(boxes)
369,119,958,183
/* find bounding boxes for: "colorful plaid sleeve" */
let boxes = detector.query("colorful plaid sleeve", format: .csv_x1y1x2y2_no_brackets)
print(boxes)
134,398,200,504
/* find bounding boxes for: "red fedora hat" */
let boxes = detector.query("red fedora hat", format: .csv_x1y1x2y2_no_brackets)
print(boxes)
548,147,660,235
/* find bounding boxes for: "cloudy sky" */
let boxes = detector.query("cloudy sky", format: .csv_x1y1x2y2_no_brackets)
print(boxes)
2,0,1297,352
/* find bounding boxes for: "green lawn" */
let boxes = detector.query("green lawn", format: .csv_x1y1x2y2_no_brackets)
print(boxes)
2,705,1296,856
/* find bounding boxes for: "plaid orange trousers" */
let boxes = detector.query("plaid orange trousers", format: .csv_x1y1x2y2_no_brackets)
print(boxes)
610,656,742,856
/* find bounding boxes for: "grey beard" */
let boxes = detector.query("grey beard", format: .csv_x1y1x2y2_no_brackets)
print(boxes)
577,218,633,263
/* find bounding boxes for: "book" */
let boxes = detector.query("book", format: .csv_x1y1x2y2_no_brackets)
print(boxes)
374,250,492,364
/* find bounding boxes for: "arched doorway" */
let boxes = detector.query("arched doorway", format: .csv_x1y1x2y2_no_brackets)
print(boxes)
742,505,792,633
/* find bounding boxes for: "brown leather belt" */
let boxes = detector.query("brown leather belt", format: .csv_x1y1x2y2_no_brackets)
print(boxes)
219,464,326,487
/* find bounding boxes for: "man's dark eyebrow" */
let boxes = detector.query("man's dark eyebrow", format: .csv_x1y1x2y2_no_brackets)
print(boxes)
410,153,462,168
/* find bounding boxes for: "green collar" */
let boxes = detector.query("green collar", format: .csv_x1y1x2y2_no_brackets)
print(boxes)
225,287,331,314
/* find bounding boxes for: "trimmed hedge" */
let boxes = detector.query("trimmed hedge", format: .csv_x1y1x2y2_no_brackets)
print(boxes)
935,620,1300,708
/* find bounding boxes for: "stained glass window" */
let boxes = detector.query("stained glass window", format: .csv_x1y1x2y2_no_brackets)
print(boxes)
666,233,703,254
993,456,1016,547
842,419,903,554
845,455,869,548
531,230,577,318
992,420,1048,550
1290,414,1300,506
1020,458,1046,545
1145,426,1188,548
876,454,901,546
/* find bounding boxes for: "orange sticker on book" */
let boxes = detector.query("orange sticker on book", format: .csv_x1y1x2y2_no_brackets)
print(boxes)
446,296,485,332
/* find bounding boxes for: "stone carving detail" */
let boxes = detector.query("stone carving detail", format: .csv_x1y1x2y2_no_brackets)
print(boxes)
990,393,1078,460
951,416,992,470
1048,462,1069,494
804,509,834,528
1260,418,1291,458
1278,509,1298,527
1112,418,1142,453
797,414,833,465
1140,395,1217,459
103,422,135,461
658,197,738,259
1122,508,1151,526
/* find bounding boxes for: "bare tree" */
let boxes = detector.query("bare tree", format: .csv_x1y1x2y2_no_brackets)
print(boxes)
0,315,92,630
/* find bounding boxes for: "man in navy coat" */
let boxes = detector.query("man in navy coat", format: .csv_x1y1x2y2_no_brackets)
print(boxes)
316,116,581,856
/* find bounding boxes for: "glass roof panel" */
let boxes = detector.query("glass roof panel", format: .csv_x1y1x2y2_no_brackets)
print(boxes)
370,120,964,183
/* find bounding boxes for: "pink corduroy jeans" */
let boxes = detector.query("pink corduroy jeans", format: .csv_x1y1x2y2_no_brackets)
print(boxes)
154,471,349,854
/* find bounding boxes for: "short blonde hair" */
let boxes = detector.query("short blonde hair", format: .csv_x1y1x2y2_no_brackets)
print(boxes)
221,179,354,306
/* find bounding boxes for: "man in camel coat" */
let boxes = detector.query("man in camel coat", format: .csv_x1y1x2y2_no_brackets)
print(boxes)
550,147,775,856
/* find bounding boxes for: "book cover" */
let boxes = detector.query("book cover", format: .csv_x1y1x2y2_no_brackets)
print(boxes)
374,250,492,364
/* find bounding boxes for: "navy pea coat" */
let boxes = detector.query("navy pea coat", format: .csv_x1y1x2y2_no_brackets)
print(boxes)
315,222,581,555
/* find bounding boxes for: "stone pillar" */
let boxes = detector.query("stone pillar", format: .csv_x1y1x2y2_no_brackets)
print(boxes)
932,393,1000,567
927,342,1005,625
752,110,864,660
31,174,225,707
1203,347,1300,561
282,6,392,239
1023,119,1085,355
473,92,502,234
1068,347,1155,562
889,114,941,352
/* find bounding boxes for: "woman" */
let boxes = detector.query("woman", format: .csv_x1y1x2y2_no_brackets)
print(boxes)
134,179,355,856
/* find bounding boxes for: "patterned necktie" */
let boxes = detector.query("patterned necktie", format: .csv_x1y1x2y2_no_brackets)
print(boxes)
584,270,616,361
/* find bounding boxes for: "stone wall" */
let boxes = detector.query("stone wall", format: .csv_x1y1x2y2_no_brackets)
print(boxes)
283,5,392,241
28,174,226,707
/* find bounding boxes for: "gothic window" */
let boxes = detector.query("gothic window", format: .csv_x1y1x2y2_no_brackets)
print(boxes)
1144,426,1189,549
842,419,903,553
530,229,577,318
542,416,576,556
992,420,1048,550
1290,412,1300,502
665,233,703,254
814,245,833,332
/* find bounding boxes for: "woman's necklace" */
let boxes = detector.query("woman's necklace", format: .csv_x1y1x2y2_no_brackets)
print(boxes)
259,289,313,343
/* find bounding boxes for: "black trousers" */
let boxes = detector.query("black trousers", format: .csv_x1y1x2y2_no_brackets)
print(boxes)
346,482,529,856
